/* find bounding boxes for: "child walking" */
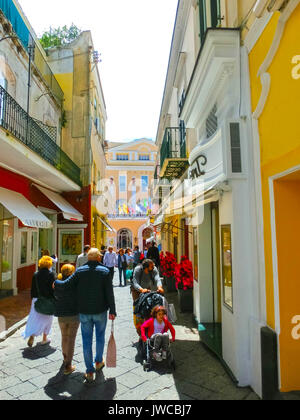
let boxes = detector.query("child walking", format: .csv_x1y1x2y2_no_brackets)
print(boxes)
140,306,175,362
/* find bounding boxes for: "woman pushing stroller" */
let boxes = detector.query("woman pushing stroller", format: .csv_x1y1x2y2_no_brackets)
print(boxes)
141,306,175,362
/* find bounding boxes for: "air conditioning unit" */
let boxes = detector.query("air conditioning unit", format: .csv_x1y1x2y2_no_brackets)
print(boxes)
253,0,269,18
267,0,287,12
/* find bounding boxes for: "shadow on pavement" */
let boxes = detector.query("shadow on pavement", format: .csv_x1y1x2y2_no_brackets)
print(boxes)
44,371,117,400
22,344,57,360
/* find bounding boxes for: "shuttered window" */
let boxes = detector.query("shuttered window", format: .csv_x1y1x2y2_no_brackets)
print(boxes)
230,123,242,173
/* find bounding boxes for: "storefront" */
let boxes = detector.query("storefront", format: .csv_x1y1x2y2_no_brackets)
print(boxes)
179,29,262,394
0,167,85,295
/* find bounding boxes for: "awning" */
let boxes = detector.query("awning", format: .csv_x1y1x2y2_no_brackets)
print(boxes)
35,185,83,222
0,187,52,228
98,217,116,233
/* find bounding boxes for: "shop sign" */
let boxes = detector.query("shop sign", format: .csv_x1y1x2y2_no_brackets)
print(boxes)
189,155,207,180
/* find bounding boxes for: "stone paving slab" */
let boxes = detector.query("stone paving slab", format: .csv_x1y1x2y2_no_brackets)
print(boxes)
0,272,260,400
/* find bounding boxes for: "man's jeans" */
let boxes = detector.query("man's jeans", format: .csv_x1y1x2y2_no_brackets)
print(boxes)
80,313,108,374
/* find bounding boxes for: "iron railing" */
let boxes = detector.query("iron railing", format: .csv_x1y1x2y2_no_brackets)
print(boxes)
108,214,148,219
0,85,81,186
160,127,187,171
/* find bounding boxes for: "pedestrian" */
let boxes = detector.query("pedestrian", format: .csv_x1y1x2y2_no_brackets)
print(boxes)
54,249,117,383
141,306,175,362
117,248,127,287
76,245,91,269
54,264,80,376
133,246,141,271
103,246,117,283
131,259,164,335
125,248,134,269
147,242,160,268
42,250,58,276
23,256,55,348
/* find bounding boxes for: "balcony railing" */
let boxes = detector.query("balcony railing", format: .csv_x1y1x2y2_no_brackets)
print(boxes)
0,85,81,186
108,214,148,219
160,127,189,179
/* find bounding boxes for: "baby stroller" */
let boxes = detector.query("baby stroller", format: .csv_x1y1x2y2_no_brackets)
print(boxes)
142,337,176,373
134,292,176,372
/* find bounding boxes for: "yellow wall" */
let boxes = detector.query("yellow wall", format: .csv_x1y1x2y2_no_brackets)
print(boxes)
249,4,300,391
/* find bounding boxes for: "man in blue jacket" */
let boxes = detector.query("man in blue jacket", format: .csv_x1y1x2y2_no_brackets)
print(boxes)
54,248,116,383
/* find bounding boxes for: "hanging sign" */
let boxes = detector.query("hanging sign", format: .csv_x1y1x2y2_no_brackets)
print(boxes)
189,155,207,180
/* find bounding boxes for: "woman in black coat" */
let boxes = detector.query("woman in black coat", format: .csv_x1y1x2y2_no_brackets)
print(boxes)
22,256,55,348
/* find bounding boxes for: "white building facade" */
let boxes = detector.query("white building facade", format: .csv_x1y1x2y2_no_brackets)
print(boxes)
154,0,264,397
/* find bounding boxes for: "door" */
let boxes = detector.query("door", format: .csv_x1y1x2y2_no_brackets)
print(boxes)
272,175,300,391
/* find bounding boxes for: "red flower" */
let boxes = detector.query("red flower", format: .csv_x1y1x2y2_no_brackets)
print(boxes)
175,256,194,290
160,252,177,278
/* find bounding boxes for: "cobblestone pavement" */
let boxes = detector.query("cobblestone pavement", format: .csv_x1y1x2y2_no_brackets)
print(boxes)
0,273,260,400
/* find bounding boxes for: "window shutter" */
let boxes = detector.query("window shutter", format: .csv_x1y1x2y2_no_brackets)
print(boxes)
230,123,242,173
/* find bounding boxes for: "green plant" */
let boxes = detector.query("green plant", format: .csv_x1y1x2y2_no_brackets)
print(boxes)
39,24,81,50
2,261,10,273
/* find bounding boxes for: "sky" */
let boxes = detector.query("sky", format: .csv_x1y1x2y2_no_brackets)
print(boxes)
18,0,178,143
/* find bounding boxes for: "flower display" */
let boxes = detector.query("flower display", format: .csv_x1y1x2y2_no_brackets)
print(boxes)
175,256,194,290
160,252,177,278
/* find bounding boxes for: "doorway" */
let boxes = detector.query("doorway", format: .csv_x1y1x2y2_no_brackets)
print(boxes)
117,229,133,250
38,213,56,258
272,171,300,392
0,204,14,296
198,202,222,358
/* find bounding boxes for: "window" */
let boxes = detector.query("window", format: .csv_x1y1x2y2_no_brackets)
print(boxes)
117,154,129,161
139,155,150,161
21,232,28,265
141,176,148,193
31,231,38,264
199,0,207,44
199,0,221,44
0,210,14,291
221,225,233,312
206,104,218,139
119,176,127,193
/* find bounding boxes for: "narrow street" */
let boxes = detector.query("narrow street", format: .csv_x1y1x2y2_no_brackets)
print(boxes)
0,273,259,401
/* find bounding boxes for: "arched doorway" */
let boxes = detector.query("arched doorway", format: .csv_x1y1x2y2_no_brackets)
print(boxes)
117,229,133,250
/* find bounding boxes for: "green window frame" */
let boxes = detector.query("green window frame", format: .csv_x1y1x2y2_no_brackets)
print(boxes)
210,0,221,28
199,0,207,44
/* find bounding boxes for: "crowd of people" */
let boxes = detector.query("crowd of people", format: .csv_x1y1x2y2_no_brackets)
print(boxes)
22,241,174,383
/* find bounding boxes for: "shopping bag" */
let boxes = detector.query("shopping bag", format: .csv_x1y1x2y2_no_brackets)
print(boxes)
106,321,117,368
168,304,177,324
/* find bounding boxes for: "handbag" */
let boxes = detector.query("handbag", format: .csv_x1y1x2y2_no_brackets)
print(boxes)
34,275,56,316
106,321,117,368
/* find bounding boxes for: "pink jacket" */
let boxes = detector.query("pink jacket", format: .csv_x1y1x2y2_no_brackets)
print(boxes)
141,317,176,343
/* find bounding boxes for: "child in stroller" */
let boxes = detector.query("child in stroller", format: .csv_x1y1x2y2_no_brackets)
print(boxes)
140,306,176,372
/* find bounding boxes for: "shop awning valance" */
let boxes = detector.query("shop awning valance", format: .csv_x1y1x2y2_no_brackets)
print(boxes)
0,187,52,228
35,185,83,222
98,217,116,233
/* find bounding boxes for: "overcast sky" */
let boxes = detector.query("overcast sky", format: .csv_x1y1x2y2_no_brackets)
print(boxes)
19,0,178,143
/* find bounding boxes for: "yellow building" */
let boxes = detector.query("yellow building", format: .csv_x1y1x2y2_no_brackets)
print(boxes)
47,32,109,250
104,139,157,251
245,0,300,393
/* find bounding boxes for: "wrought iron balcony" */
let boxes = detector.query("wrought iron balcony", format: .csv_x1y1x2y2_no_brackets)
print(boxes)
160,127,189,180
0,85,81,186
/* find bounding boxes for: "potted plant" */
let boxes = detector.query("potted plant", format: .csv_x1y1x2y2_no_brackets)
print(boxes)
160,252,177,292
175,256,194,312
